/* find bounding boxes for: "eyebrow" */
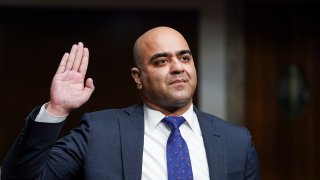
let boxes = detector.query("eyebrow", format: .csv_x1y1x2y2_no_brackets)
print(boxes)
150,52,169,62
177,49,192,56
149,49,192,62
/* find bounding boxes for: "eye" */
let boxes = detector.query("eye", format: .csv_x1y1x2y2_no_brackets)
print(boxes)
180,55,191,62
154,58,168,66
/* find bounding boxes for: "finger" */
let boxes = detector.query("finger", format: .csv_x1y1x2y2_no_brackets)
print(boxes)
72,42,84,71
65,44,78,70
79,47,89,75
56,52,69,73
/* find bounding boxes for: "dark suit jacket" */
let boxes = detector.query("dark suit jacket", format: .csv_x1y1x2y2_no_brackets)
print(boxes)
2,103,260,180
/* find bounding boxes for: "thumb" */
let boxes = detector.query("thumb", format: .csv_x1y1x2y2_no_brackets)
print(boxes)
84,78,95,98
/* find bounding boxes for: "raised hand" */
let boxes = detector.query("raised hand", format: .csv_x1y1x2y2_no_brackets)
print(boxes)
46,42,95,116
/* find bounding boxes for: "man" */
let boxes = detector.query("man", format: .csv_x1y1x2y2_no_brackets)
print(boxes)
1,27,260,179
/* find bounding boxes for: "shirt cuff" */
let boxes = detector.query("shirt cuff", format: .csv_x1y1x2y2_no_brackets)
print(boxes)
34,103,68,123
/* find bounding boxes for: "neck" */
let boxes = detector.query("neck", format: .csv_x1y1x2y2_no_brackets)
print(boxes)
143,100,192,116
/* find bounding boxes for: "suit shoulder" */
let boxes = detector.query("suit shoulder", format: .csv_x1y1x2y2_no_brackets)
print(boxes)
199,111,242,127
197,110,250,138
79,103,142,123
198,111,254,156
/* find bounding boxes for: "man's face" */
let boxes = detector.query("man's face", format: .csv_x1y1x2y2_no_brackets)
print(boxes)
132,28,197,110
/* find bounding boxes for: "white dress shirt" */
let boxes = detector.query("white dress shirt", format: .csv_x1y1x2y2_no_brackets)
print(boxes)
35,103,210,179
142,104,209,180
35,103,67,123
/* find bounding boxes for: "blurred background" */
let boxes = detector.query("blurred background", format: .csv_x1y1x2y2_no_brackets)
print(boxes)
0,0,319,179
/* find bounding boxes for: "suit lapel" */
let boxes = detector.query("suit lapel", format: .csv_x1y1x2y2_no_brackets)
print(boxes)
195,109,228,179
118,104,145,180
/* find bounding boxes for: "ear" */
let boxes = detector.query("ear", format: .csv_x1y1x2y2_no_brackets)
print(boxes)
131,67,142,90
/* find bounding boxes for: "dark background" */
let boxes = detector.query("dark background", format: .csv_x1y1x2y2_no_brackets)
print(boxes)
245,3,320,179
0,7,199,163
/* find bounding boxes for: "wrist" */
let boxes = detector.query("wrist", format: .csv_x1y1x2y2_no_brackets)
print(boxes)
46,102,70,116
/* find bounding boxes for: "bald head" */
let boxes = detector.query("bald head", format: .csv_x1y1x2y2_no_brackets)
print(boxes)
133,26,190,68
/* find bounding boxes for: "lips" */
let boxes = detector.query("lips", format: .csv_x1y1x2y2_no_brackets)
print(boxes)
169,79,186,84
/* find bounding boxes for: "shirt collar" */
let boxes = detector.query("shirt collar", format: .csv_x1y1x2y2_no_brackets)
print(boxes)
143,103,195,132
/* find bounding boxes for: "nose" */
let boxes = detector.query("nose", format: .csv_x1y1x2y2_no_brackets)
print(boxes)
170,58,184,74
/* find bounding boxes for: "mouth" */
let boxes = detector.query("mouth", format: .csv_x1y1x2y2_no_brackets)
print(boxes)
169,79,186,84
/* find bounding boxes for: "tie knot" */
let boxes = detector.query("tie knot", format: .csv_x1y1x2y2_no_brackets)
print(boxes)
162,116,186,130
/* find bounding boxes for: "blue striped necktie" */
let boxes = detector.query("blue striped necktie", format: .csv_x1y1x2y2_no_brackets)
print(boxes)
162,116,194,180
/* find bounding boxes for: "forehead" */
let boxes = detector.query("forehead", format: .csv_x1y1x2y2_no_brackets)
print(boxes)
139,29,190,58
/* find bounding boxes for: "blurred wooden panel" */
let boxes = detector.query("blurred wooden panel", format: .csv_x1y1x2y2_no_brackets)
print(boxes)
0,7,198,163
245,3,320,180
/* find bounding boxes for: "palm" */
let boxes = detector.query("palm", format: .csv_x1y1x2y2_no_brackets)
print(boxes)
48,42,94,115
51,70,87,108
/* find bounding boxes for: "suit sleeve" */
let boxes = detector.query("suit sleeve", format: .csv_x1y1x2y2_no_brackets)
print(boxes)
244,128,261,180
1,107,91,180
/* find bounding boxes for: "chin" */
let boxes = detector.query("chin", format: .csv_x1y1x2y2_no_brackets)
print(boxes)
170,92,192,101
167,97,192,107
